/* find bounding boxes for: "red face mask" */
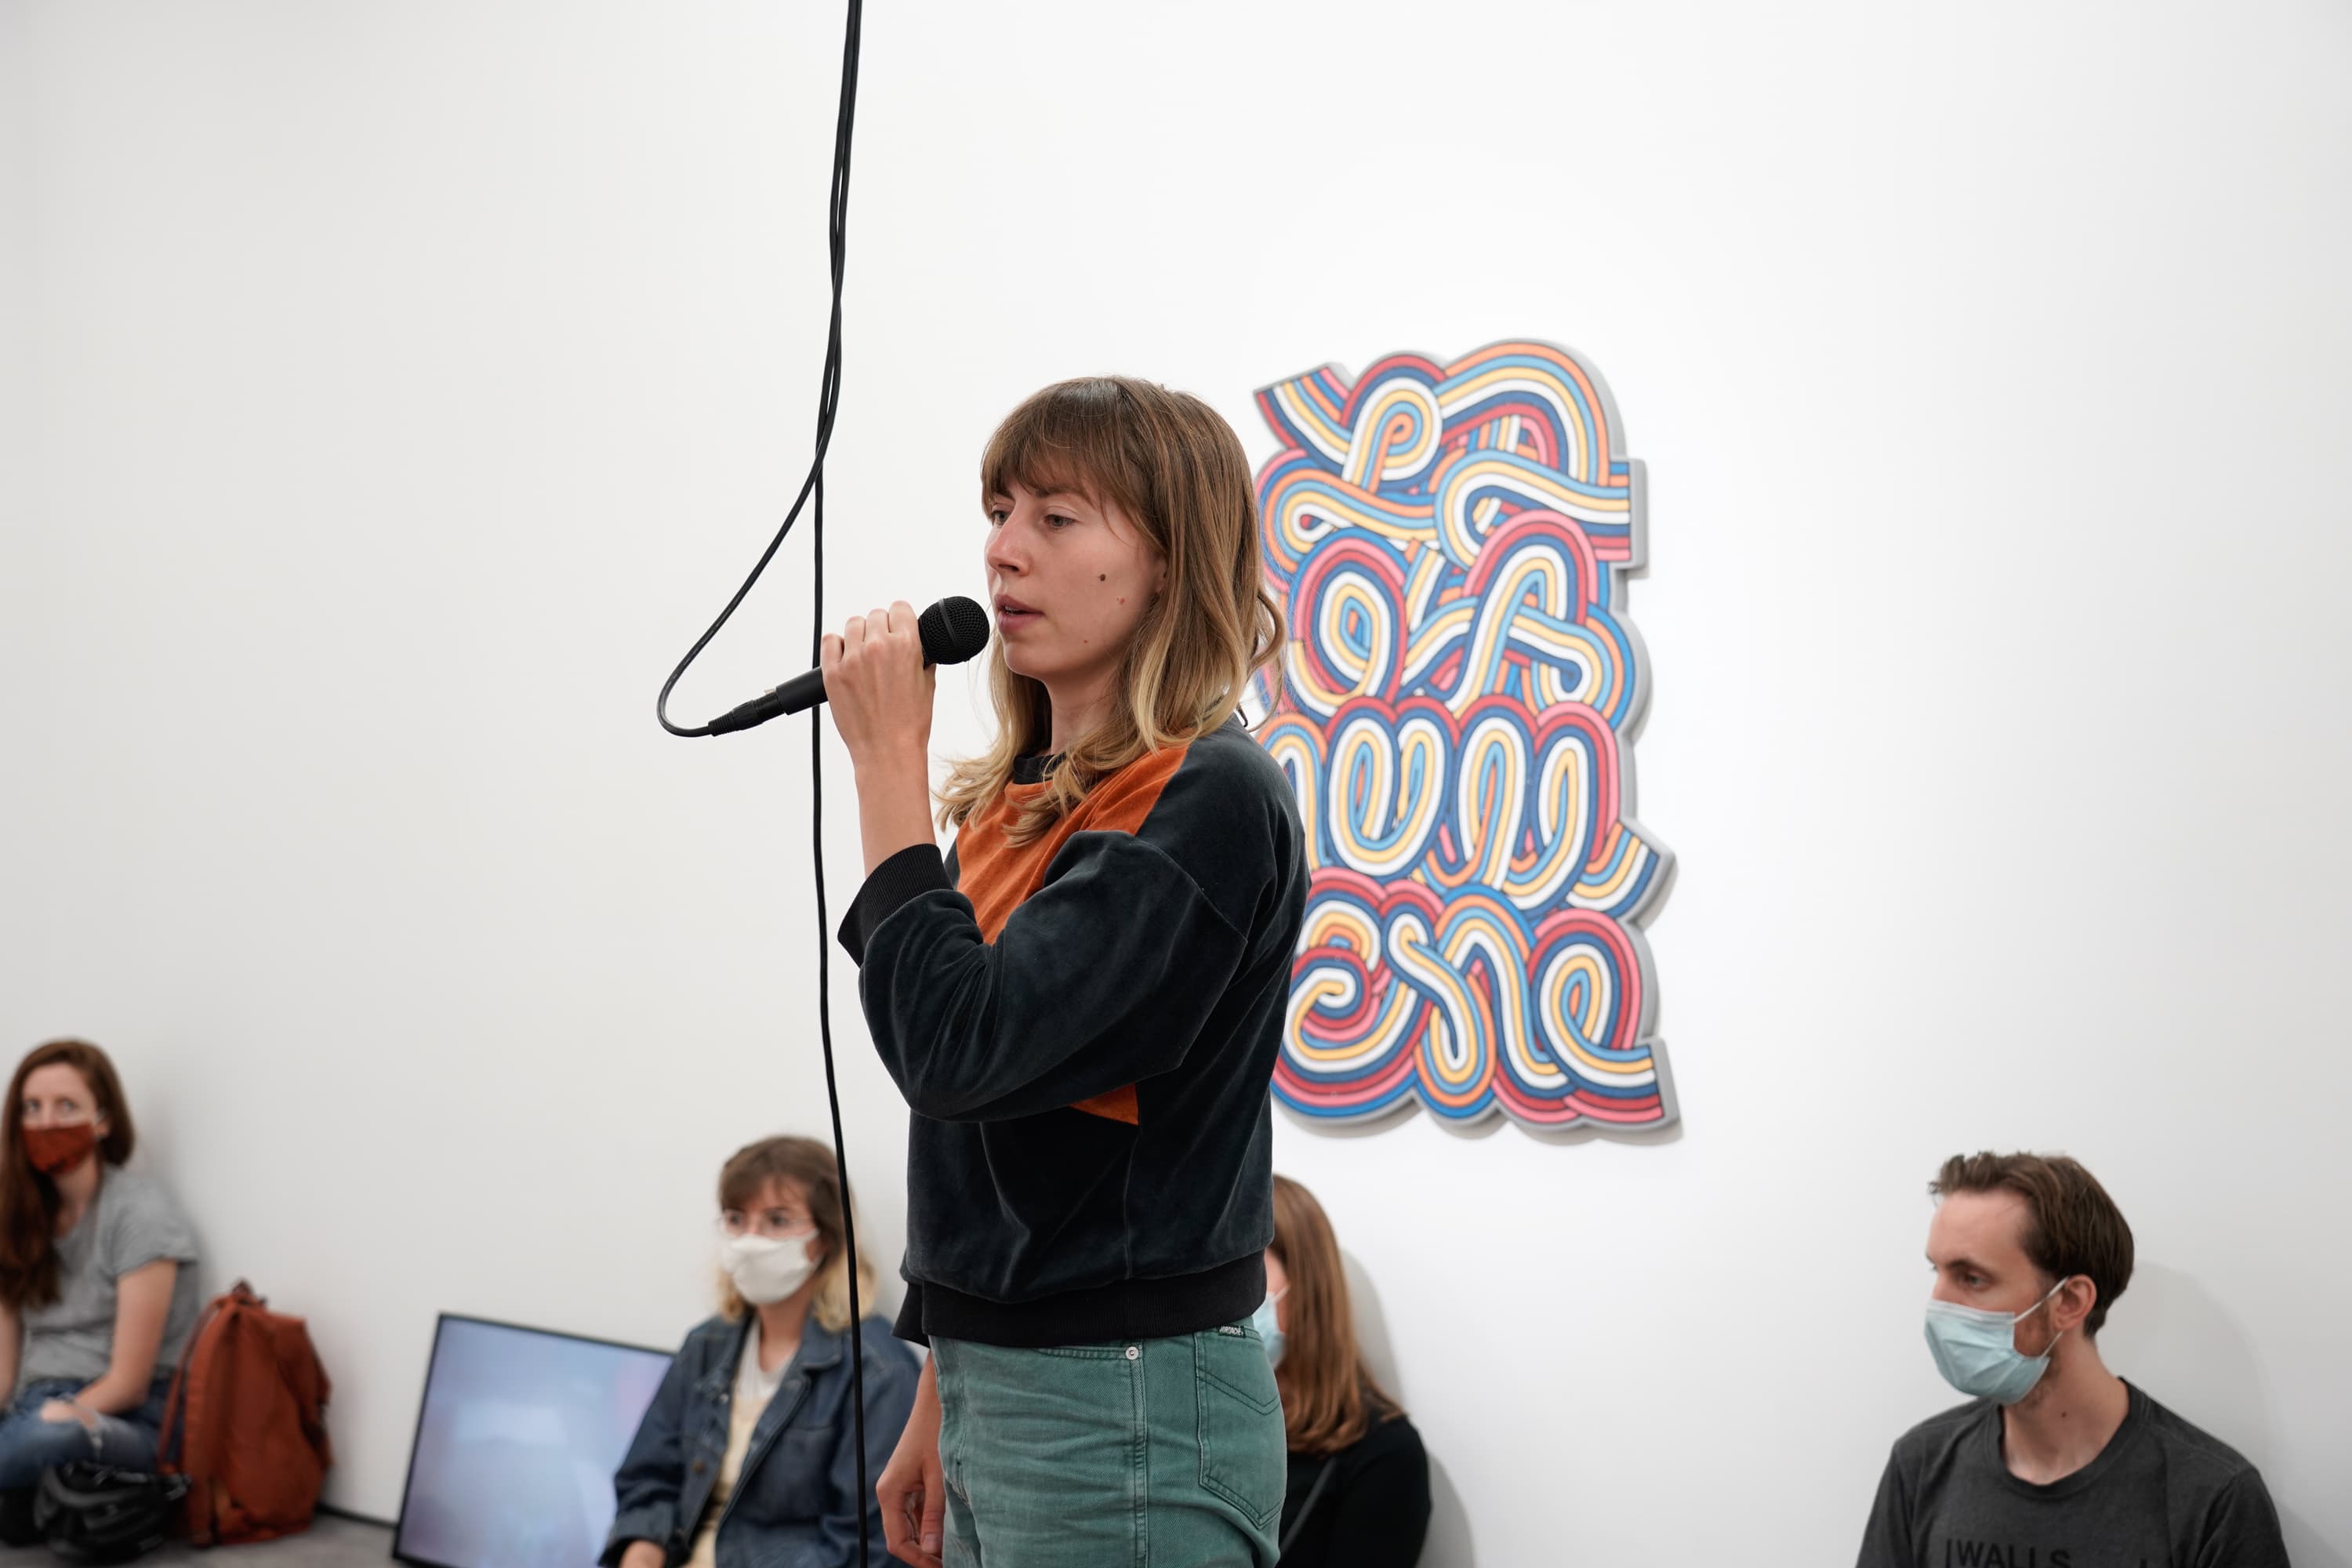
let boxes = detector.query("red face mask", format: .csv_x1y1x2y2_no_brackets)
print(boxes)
23,1123,99,1177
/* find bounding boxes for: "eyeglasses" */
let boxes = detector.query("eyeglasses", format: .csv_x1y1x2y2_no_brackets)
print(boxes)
717,1212,815,1243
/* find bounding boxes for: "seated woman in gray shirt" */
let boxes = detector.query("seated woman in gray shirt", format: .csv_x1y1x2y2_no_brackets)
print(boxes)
0,1039,200,1513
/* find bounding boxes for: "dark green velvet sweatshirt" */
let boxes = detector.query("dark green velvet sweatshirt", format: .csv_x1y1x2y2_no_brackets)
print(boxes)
839,717,1308,1348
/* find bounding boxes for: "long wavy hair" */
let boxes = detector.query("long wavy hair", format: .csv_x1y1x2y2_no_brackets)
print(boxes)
937,376,1282,843
1271,1174,1403,1456
713,1135,878,1335
0,1040,136,1311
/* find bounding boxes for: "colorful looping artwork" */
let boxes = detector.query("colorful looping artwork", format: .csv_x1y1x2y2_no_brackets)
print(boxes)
1254,340,1675,1130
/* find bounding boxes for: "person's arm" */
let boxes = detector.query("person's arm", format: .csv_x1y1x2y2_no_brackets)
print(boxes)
1854,1447,1914,1568
599,1348,697,1568
0,1299,19,1401
1321,1447,1430,1566
817,1346,923,1568
2195,1470,2292,1568
851,741,935,879
877,1356,945,1568
45,1258,173,1421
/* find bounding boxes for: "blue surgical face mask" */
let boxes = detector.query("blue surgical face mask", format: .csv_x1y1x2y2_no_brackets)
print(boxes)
1923,1278,2071,1405
1250,1288,1287,1367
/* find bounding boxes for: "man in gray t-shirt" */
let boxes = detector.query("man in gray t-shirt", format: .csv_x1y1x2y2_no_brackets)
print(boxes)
1857,1152,2288,1568
16,1167,201,1393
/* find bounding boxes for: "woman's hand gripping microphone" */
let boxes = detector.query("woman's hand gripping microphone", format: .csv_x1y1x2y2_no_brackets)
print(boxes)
822,601,942,874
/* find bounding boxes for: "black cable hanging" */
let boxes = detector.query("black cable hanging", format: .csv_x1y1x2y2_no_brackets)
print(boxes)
655,4,870,1563
653,0,862,743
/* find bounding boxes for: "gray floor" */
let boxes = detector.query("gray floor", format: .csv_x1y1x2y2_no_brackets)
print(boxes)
0,1510,394,1566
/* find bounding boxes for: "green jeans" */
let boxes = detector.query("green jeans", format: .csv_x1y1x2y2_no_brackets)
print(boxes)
931,1323,1286,1568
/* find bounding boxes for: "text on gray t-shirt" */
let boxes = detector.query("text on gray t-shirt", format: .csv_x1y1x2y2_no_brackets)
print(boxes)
1857,1381,2289,1568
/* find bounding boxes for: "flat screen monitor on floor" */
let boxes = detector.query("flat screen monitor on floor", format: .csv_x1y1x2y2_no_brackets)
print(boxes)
394,1313,674,1568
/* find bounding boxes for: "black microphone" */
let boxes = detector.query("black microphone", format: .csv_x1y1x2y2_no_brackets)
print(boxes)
705,595,993,735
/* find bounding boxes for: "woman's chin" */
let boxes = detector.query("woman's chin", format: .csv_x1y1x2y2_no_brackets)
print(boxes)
1000,647,1055,683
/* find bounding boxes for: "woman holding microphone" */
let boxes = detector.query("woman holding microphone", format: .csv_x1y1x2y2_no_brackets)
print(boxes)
823,376,1307,1568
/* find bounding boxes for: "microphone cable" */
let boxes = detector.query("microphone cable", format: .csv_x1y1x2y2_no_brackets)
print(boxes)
654,4,872,1563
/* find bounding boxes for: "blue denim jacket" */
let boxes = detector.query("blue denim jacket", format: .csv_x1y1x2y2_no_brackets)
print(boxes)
601,1312,920,1568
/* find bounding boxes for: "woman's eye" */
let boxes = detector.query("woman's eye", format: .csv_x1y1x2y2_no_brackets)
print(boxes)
1045,513,1075,530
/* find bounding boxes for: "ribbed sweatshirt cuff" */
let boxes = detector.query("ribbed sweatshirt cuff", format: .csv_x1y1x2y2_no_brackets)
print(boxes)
837,843,952,967
892,1280,927,1347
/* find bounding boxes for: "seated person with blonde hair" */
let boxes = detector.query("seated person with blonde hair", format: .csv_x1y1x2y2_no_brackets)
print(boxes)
1858,1151,2288,1567
1261,1174,1429,1566
605,1136,918,1568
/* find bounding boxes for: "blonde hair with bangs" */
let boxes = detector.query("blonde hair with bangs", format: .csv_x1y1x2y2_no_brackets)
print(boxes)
939,376,1282,841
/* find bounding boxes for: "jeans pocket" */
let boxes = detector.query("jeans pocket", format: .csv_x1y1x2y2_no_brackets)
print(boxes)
1192,1327,1285,1530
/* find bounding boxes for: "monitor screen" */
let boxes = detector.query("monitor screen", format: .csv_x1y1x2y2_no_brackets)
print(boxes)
394,1314,674,1568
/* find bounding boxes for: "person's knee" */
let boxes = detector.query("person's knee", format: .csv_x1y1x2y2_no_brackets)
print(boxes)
0,1412,98,1487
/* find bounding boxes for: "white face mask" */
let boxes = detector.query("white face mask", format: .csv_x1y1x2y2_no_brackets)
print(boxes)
719,1228,821,1305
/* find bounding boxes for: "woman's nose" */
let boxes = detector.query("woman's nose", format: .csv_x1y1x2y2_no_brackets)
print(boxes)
984,528,1025,577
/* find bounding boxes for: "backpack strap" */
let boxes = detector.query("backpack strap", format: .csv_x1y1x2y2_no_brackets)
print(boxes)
158,1283,257,1544
156,1291,230,1475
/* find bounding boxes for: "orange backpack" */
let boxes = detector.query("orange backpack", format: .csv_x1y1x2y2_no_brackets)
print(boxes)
158,1280,335,1545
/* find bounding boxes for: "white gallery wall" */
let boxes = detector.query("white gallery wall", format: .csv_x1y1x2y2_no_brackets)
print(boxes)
5,2,2350,1562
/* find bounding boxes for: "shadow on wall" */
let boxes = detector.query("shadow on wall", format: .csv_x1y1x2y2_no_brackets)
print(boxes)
1278,1099,1682,1152
2099,1261,2343,1566
1421,1457,1476,1568
1342,1249,1475,1566
2099,1261,2273,1447
2279,1508,2350,1568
